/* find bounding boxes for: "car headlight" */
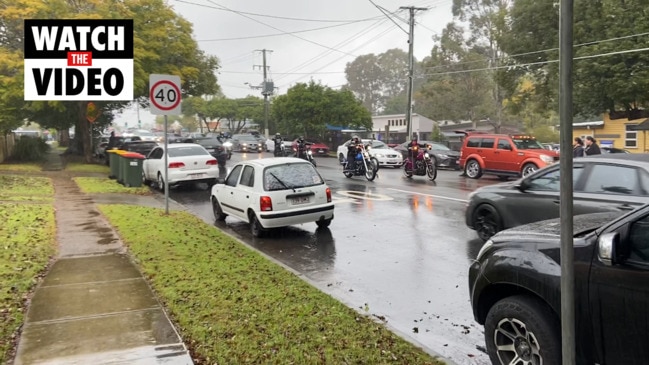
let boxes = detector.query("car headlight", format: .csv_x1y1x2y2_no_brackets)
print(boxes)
476,239,494,261
540,154,553,163
242,143,248,146
374,153,384,158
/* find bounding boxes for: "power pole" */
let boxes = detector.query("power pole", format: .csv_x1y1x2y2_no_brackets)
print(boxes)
400,6,427,140
254,49,273,139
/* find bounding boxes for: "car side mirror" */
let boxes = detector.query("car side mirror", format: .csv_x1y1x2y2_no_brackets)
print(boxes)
598,232,619,266
515,179,529,192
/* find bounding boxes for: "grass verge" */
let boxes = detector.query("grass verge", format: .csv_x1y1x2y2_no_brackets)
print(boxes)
0,163,42,172
99,205,444,365
65,163,109,174
0,178,56,363
73,177,151,195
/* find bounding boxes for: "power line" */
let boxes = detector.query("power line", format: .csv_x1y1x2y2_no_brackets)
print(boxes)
205,0,358,58
221,70,345,75
423,31,649,71
197,20,376,42
368,0,408,34
418,46,649,78
173,0,384,23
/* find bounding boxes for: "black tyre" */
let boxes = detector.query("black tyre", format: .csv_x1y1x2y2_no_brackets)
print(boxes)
211,197,227,221
249,211,265,238
370,157,380,172
521,163,538,177
316,218,332,228
465,159,483,179
485,295,560,365
157,172,165,192
473,204,502,242
365,163,377,181
142,171,150,186
403,164,413,178
426,162,437,181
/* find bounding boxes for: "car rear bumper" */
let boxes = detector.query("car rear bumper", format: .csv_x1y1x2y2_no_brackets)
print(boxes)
258,204,334,228
168,168,220,185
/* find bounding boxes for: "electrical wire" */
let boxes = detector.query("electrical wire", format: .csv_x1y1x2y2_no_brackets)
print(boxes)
204,0,358,58
417,46,649,78
173,0,384,23
220,70,345,75
368,0,408,34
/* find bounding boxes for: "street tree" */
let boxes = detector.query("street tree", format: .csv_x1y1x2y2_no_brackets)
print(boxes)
272,81,371,139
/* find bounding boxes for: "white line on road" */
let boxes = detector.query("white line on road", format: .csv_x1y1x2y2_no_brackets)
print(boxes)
386,188,468,203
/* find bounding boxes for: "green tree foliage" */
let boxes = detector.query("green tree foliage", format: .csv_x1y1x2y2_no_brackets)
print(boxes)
344,49,410,114
0,0,220,161
502,0,649,116
272,81,371,139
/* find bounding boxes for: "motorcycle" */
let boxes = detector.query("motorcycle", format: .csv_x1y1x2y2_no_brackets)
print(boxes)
403,144,437,181
341,143,377,181
295,141,317,167
273,141,287,157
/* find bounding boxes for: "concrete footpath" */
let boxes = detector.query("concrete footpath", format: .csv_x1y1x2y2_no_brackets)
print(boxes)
13,152,193,364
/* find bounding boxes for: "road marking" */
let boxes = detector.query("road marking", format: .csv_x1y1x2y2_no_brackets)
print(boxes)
336,190,394,201
387,188,468,203
332,197,359,204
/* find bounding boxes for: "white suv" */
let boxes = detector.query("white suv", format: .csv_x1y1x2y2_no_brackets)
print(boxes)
210,157,334,237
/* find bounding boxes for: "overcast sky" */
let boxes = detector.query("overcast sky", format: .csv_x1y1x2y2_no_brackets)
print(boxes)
114,0,454,127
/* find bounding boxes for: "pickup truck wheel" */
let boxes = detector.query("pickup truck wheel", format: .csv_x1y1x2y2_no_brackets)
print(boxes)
465,159,483,179
485,295,560,365
521,163,538,177
473,204,502,242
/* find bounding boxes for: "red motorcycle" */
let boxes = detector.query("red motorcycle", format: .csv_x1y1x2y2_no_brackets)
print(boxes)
403,144,437,181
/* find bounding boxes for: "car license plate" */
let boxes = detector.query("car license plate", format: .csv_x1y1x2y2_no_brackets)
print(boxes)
292,196,310,205
189,173,206,179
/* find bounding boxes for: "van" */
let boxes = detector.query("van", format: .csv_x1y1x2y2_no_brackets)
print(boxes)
459,134,559,179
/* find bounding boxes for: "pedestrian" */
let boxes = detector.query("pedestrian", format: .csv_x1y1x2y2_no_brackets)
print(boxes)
573,137,584,157
584,136,601,155
105,131,117,164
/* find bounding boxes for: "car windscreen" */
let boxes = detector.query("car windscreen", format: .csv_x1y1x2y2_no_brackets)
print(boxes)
429,143,451,150
263,163,324,191
194,138,222,146
168,146,209,157
234,135,258,141
371,141,387,149
513,138,544,149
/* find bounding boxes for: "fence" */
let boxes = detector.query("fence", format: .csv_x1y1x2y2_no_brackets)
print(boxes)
0,133,16,163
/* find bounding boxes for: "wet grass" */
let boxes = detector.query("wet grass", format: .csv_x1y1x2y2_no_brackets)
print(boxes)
73,177,151,195
99,204,445,365
65,163,110,174
0,163,42,172
0,177,56,363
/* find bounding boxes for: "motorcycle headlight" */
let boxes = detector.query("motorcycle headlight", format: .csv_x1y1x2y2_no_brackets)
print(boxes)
424,152,430,159
242,143,248,146
540,154,553,164
307,150,313,155
223,142,232,147
366,146,371,151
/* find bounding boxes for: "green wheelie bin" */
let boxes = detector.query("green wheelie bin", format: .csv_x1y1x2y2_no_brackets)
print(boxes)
107,149,124,179
115,150,128,184
120,152,146,187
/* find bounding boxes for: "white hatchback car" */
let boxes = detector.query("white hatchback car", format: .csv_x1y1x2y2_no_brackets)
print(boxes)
210,157,334,237
142,143,221,190
336,139,403,168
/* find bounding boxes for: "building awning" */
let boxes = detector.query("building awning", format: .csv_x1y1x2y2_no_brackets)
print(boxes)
628,118,649,131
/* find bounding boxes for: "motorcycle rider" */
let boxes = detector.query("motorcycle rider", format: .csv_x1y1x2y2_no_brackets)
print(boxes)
295,136,308,159
346,135,362,171
406,133,424,172
273,133,284,156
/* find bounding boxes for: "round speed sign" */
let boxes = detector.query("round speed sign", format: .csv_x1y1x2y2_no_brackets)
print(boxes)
149,75,182,115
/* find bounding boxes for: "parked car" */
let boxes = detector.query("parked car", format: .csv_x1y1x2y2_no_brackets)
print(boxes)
142,143,221,190
210,157,334,237
133,129,157,141
291,139,329,156
459,134,560,179
465,153,649,241
601,146,631,154
336,139,403,168
184,137,228,166
119,140,158,158
230,134,264,153
469,206,649,365
394,141,460,169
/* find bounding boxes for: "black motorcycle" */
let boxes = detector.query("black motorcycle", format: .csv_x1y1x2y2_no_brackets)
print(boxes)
295,141,317,167
341,143,377,181
273,140,287,157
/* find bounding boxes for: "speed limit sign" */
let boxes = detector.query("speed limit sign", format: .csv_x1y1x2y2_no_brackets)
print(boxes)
149,74,182,115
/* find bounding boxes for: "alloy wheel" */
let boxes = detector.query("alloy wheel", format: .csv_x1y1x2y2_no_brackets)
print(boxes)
494,318,542,365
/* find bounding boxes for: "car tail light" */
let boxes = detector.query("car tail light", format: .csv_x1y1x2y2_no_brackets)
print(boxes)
169,162,185,168
260,196,273,211
326,187,332,202
206,159,218,165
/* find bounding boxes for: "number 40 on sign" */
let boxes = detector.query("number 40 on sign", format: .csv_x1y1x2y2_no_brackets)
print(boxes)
149,74,181,115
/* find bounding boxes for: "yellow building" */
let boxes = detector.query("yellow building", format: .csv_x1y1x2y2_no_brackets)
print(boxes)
571,114,649,153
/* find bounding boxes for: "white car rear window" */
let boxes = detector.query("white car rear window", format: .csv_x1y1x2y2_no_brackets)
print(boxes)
264,163,324,191
168,146,209,157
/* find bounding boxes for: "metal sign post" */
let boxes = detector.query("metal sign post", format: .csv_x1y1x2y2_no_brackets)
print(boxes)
149,74,182,214
559,0,576,363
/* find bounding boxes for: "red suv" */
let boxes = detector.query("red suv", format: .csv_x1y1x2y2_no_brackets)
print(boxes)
459,134,559,179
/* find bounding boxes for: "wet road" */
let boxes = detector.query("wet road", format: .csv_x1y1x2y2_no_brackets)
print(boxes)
165,152,503,365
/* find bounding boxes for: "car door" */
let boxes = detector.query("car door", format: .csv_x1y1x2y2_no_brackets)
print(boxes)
574,163,649,214
477,138,496,171
499,164,586,227
230,165,254,214
491,137,516,172
589,212,649,364
220,165,244,218
144,147,164,179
